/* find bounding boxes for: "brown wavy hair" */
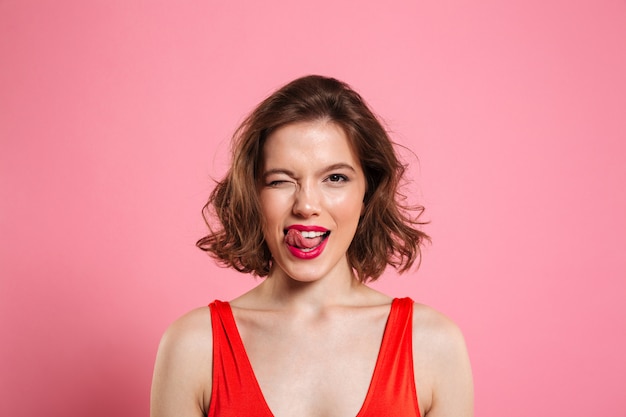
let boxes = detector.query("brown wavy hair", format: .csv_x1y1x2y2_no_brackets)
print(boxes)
197,75,429,282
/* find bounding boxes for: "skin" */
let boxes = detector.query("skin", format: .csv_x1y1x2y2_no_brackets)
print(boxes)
151,120,474,417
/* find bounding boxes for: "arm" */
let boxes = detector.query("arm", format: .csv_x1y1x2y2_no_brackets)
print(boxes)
150,308,213,417
413,304,474,417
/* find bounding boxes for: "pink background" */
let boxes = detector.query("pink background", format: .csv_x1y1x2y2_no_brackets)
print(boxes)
2,1,625,416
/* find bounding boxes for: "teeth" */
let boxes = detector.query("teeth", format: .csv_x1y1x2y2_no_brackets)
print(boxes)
301,230,326,238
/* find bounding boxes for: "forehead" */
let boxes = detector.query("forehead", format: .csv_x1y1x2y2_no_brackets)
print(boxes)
261,121,361,169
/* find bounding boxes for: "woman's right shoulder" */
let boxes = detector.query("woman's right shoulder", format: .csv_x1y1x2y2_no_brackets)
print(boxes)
162,305,214,344
156,306,214,374
151,306,214,417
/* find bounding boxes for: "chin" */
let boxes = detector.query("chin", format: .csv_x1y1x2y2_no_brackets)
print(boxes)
273,257,349,284
277,267,326,283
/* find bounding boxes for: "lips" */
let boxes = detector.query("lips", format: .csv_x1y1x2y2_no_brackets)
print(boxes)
284,225,330,259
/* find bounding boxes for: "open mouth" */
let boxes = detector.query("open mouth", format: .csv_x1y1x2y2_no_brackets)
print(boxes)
284,229,330,252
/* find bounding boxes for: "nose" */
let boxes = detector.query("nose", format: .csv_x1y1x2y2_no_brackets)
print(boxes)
292,184,321,218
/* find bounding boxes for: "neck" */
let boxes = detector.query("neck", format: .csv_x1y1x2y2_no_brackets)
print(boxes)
256,266,366,312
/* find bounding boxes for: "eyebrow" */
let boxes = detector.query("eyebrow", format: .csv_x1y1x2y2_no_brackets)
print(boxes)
261,163,357,179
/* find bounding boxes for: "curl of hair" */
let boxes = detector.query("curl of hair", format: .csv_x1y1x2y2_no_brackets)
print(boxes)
196,75,430,282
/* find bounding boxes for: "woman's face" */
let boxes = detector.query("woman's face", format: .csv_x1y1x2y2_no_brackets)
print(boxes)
258,120,367,283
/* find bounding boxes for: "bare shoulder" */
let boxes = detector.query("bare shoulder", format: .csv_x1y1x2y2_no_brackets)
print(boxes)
150,307,213,417
412,303,466,350
412,303,474,417
160,306,213,348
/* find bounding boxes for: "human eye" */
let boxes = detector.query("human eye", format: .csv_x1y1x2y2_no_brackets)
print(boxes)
264,173,294,188
267,180,288,187
325,174,349,183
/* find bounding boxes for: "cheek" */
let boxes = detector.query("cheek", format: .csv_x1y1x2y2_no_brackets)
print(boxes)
326,193,366,219
259,192,290,228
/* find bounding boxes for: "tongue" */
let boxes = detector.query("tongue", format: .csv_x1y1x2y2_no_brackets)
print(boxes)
285,229,324,249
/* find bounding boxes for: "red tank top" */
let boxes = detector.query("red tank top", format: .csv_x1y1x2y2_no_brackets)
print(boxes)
207,297,420,417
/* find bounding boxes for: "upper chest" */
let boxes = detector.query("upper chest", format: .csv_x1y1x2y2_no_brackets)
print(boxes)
232,306,390,417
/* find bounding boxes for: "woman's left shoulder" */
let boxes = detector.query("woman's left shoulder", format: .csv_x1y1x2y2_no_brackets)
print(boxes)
410,302,474,416
410,301,470,368
411,302,465,344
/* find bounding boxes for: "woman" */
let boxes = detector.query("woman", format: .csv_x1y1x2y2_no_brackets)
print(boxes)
151,75,473,417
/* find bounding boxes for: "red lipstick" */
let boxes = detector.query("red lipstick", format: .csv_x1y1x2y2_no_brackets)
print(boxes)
284,225,330,259
285,225,329,232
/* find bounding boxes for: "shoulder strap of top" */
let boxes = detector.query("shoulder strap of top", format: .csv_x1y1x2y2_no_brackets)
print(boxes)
360,297,421,417
207,301,273,417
